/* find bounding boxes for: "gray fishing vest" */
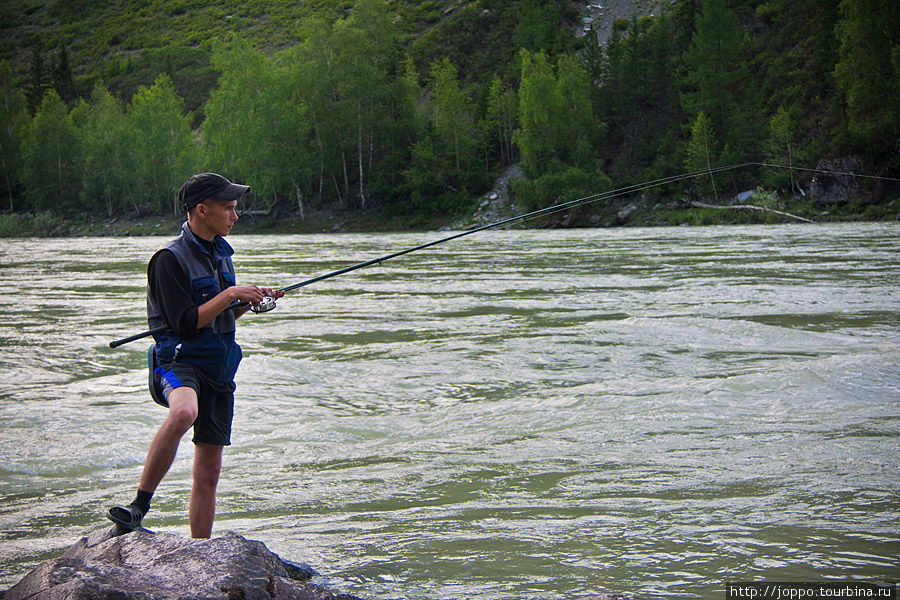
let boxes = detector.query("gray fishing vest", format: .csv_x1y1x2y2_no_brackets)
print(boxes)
147,221,242,382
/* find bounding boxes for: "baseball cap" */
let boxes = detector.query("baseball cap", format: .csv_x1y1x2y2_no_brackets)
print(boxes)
178,173,250,212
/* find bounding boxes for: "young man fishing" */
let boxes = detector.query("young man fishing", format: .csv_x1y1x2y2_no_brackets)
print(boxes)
107,173,283,538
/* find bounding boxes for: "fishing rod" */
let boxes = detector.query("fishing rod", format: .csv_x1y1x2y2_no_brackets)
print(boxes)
109,160,893,348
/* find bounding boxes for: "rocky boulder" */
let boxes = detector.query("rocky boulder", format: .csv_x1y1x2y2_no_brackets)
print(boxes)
2,526,360,600
810,156,862,205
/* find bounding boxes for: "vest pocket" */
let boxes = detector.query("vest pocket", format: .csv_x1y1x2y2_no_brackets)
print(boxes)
192,275,219,305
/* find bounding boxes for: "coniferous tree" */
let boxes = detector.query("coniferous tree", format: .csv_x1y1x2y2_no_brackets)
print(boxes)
834,0,900,160
26,42,46,115
516,0,567,55
52,44,76,105
754,0,840,121
681,0,750,152
0,60,27,210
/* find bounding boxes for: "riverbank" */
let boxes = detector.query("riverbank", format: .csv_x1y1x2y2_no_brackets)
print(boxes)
0,192,897,237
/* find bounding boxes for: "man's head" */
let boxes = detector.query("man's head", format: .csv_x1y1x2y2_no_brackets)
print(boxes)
178,173,249,213
178,173,249,240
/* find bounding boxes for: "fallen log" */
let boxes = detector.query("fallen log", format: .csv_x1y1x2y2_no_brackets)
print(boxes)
690,200,816,224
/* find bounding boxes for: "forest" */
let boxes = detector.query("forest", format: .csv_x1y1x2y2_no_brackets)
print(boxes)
0,0,897,230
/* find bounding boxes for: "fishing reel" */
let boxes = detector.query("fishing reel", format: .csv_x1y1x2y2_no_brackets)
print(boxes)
250,295,277,313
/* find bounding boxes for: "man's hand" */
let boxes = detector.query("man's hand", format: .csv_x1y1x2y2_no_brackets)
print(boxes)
226,285,286,320
259,287,286,301
229,285,285,306
228,285,266,305
197,285,286,327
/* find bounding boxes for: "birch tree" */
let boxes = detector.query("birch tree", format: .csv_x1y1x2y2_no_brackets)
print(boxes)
20,89,81,210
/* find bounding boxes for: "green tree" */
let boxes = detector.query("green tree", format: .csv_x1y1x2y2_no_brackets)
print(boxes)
268,57,312,218
484,75,518,166
596,14,679,174
430,58,478,183
20,89,82,210
513,49,607,211
754,0,840,119
752,0,841,167
516,0,567,55
280,0,410,210
402,58,480,214
203,37,284,212
26,42,46,115
681,0,754,152
75,85,131,215
685,111,718,196
515,50,558,177
553,53,595,168
0,60,27,210
51,44,76,105
834,0,900,157
128,74,198,214
515,50,596,179
281,18,345,206
332,0,400,209
765,105,796,191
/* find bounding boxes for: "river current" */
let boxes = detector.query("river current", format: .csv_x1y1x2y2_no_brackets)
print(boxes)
0,223,898,598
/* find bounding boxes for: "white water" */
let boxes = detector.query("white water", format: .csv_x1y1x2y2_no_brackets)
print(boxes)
1,223,898,597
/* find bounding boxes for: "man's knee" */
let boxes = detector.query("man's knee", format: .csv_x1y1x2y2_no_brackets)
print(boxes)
166,388,199,431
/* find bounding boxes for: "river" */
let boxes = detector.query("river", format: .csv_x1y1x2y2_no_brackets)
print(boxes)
0,223,898,598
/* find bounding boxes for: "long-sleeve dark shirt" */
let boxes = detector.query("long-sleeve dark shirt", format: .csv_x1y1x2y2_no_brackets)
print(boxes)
147,245,211,339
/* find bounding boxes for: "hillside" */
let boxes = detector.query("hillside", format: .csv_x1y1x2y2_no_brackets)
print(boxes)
1,1,584,121
0,0,897,229
0,1,677,120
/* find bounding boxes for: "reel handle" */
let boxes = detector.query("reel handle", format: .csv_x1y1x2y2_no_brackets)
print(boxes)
250,295,277,313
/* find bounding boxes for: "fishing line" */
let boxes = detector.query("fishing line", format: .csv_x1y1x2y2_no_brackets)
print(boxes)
108,161,894,348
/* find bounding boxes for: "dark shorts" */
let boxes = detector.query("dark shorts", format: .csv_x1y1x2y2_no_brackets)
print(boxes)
156,362,236,446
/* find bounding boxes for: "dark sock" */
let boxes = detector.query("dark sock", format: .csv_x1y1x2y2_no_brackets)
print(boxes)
131,489,153,516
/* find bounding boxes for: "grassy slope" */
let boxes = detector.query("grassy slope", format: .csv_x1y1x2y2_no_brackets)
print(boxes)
0,0,536,120
1,0,326,119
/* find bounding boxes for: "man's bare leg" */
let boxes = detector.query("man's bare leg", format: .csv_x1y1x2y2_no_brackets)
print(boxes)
138,387,199,493
190,442,223,538
108,387,199,530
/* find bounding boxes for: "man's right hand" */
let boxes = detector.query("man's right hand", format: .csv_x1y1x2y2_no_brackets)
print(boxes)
228,285,266,306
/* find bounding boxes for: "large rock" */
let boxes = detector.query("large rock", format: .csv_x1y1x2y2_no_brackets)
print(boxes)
810,156,862,205
3,527,361,600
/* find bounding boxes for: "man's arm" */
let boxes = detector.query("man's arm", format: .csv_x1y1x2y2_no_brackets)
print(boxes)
149,251,279,334
194,283,272,327
149,250,197,338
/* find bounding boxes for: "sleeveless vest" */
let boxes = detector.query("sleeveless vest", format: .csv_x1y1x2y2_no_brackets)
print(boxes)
147,221,242,383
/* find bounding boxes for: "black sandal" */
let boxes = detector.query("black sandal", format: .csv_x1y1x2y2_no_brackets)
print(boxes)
106,504,146,532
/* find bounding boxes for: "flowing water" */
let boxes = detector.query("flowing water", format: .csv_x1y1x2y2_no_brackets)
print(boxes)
0,223,898,598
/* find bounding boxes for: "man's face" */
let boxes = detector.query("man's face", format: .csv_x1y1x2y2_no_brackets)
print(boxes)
198,199,239,237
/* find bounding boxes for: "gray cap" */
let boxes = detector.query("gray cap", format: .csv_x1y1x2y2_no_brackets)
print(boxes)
178,173,249,212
